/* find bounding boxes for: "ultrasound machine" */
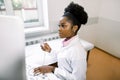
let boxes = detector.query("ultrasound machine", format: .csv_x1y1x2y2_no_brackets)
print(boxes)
0,15,26,80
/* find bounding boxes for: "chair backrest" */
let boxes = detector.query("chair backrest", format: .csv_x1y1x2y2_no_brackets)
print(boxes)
0,15,26,80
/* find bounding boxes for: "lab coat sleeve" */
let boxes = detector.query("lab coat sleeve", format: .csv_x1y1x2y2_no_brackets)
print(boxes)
54,68,75,80
54,50,87,80
48,49,58,62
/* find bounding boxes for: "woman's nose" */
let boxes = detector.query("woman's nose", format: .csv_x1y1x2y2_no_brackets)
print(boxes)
58,26,62,31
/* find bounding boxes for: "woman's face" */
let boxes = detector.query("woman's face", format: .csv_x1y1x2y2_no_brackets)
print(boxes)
58,16,75,39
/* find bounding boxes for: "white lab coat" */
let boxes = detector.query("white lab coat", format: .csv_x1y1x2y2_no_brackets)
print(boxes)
50,35,87,80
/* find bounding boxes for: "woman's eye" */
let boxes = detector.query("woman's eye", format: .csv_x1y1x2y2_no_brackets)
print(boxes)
58,24,65,27
61,25,64,27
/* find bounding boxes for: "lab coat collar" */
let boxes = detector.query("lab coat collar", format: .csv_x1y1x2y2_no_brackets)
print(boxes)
62,35,80,48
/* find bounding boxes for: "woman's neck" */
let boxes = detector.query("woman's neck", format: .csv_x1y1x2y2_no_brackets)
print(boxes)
65,34,76,41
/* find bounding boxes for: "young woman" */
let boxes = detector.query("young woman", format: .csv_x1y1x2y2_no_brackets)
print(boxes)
34,2,88,80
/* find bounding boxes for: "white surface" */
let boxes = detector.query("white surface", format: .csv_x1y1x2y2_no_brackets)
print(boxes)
79,0,120,58
80,39,94,51
98,0,120,58
99,0,120,22
0,15,26,80
95,18,120,58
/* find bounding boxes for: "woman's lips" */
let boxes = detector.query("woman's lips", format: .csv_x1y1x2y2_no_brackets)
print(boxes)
59,32,62,35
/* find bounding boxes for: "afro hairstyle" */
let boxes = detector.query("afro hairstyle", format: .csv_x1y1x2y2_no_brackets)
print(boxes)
64,2,88,25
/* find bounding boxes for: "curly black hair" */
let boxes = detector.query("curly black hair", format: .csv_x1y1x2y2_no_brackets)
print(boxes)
63,2,88,31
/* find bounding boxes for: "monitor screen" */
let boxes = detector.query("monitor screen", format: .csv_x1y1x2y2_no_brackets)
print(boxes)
0,15,26,80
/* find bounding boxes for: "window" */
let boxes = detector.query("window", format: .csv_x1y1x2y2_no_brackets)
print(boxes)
0,0,49,33
0,0,6,15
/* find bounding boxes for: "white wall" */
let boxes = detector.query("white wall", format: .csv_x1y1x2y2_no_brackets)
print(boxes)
47,0,101,32
95,18,120,57
47,0,69,32
99,0,120,22
79,0,120,58
78,0,101,43
96,0,120,57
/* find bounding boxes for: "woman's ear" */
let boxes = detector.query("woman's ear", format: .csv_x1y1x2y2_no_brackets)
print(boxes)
72,25,78,33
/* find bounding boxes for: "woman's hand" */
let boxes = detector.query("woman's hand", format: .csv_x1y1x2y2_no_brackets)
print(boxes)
34,65,55,74
41,43,51,53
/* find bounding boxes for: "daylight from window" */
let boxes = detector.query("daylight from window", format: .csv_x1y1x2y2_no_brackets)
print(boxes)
0,0,44,27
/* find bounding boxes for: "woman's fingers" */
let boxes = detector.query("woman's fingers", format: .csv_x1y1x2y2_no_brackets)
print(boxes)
34,67,40,73
34,66,54,74
41,45,45,51
40,43,51,52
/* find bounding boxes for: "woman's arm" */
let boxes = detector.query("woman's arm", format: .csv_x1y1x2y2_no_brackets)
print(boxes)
34,43,58,74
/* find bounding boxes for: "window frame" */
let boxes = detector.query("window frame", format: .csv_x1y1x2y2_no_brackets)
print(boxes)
3,0,49,34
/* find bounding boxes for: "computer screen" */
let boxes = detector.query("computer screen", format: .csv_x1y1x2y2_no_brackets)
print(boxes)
0,15,26,80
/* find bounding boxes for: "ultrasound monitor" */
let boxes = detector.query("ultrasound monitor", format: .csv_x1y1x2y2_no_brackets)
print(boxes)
0,15,26,80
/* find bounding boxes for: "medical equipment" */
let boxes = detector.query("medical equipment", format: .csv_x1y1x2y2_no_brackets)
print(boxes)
0,15,26,80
